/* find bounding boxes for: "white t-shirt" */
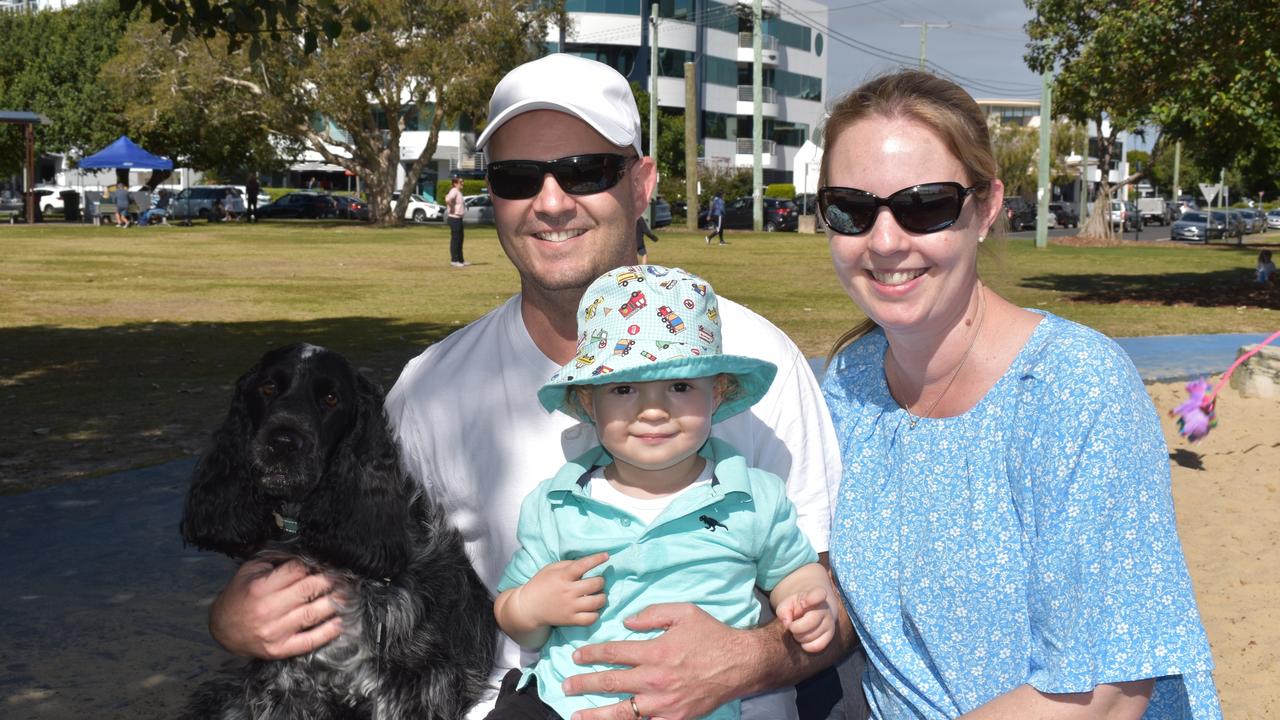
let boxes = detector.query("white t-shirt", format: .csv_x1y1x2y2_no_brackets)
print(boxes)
385,293,841,719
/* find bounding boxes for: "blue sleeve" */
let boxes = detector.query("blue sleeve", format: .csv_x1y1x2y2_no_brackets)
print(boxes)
1014,339,1217,702
751,471,819,591
497,483,560,594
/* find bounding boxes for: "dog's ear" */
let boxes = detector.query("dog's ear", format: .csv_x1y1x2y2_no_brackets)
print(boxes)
181,364,273,557
302,372,412,578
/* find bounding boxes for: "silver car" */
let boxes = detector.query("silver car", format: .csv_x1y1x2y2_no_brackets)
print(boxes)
1170,211,1225,243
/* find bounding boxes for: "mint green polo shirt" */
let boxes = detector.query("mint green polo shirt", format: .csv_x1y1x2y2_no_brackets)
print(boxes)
498,437,818,719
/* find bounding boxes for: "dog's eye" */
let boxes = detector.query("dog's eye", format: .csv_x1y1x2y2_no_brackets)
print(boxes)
260,381,277,397
323,393,339,408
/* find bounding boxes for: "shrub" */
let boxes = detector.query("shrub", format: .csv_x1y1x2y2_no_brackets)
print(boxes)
765,183,795,199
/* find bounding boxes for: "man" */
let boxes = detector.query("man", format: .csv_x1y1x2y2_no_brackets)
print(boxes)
705,190,726,245
206,54,863,720
246,174,261,222
446,175,469,267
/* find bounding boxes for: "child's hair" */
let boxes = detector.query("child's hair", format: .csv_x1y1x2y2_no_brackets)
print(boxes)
1259,250,1273,264
566,374,743,422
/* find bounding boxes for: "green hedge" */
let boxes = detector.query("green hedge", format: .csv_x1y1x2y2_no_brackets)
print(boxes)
765,183,795,199
435,178,489,203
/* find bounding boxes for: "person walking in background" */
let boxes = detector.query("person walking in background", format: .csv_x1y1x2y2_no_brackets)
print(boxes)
635,215,658,264
246,174,261,222
445,176,468,268
705,190,726,245
112,182,131,228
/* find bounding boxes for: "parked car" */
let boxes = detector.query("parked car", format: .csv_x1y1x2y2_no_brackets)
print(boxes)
1170,211,1225,243
331,194,370,221
1231,208,1265,234
391,192,444,222
1216,210,1244,240
230,185,272,209
170,186,238,220
1267,209,1280,230
1166,201,1183,222
1108,200,1140,232
1001,196,1036,231
651,196,672,228
792,193,819,215
254,191,337,219
463,193,494,224
31,185,73,214
1136,197,1171,225
698,196,799,232
1047,201,1078,228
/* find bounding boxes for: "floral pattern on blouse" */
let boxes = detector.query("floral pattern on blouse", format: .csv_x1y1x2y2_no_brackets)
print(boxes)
822,312,1221,719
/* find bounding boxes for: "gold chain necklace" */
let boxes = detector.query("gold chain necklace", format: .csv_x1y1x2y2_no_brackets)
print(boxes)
898,286,986,429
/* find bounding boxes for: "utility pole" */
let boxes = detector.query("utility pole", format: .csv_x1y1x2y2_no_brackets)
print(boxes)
685,61,699,231
899,21,949,70
1172,140,1182,201
752,0,763,231
1034,72,1053,249
648,4,659,226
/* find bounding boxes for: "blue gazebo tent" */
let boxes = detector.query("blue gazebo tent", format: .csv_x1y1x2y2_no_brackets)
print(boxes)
79,135,173,170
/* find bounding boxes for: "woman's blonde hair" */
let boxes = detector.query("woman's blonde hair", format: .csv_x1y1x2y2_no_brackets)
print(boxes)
822,70,1001,360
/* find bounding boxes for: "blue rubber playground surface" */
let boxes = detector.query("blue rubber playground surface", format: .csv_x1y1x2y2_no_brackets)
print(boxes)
807,332,1273,383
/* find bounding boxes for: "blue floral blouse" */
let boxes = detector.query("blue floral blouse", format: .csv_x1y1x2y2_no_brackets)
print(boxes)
822,312,1221,719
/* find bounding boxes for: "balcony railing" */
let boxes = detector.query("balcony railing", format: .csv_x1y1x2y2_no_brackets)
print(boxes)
738,33,779,51
735,138,777,156
736,85,778,104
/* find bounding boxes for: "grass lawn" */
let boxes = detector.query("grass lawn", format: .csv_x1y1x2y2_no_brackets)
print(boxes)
1,220,1277,493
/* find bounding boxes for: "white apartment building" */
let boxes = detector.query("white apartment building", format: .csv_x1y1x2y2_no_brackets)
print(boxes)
553,0,829,186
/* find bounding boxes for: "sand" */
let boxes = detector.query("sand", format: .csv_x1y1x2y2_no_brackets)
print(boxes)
1151,380,1280,719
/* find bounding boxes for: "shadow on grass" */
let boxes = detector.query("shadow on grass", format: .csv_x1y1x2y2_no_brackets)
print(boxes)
0,318,460,493
1021,267,1279,309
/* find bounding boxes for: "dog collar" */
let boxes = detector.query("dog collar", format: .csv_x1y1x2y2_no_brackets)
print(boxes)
272,508,300,535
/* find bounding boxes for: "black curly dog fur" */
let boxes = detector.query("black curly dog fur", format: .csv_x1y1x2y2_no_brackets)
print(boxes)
181,343,496,719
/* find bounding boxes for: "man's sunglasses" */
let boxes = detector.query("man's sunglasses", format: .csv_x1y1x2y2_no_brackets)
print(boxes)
486,153,632,200
817,182,976,235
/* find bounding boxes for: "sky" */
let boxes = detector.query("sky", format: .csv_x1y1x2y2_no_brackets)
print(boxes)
802,0,1044,101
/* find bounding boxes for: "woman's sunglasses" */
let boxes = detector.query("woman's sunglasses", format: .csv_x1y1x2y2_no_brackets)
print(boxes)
486,153,632,200
817,182,976,235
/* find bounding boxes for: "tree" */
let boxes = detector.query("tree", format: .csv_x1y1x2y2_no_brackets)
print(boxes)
1026,0,1280,233
990,119,1037,198
119,0,371,58
632,84,690,203
114,0,566,225
0,1,133,176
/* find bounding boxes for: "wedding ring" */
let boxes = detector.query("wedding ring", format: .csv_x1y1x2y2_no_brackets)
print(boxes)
630,696,642,720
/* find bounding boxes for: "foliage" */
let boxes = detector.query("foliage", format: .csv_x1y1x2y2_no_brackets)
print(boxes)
632,84,690,199
0,1,133,176
115,0,565,226
765,183,794,199
118,0,371,59
697,166,752,205
1025,0,1280,236
435,178,487,202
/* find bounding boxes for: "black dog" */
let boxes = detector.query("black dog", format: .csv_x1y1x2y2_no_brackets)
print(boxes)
181,343,495,719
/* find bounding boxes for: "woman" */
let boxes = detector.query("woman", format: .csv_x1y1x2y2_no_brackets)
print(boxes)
818,71,1220,719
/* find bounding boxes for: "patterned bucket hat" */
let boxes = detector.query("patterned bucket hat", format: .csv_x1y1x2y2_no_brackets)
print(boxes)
537,265,777,423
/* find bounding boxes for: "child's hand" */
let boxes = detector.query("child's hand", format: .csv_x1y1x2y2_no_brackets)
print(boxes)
513,552,609,629
776,586,835,654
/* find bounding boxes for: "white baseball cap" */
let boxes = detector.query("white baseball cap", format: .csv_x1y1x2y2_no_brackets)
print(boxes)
475,54,643,156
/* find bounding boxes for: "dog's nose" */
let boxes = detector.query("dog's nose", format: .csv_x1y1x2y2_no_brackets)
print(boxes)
267,429,303,456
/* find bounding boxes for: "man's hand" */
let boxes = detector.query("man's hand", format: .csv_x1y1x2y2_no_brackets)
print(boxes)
563,602,766,720
776,586,835,654
209,560,343,658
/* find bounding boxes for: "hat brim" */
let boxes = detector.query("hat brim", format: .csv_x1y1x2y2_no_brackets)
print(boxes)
537,354,777,424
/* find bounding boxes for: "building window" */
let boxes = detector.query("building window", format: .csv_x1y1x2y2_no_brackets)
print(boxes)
703,111,736,141
701,0,739,34
657,0,693,20
658,48,694,78
565,45,637,77
763,16,810,51
731,118,809,147
703,55,738,87
565,0,643,14
773,68,821,101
